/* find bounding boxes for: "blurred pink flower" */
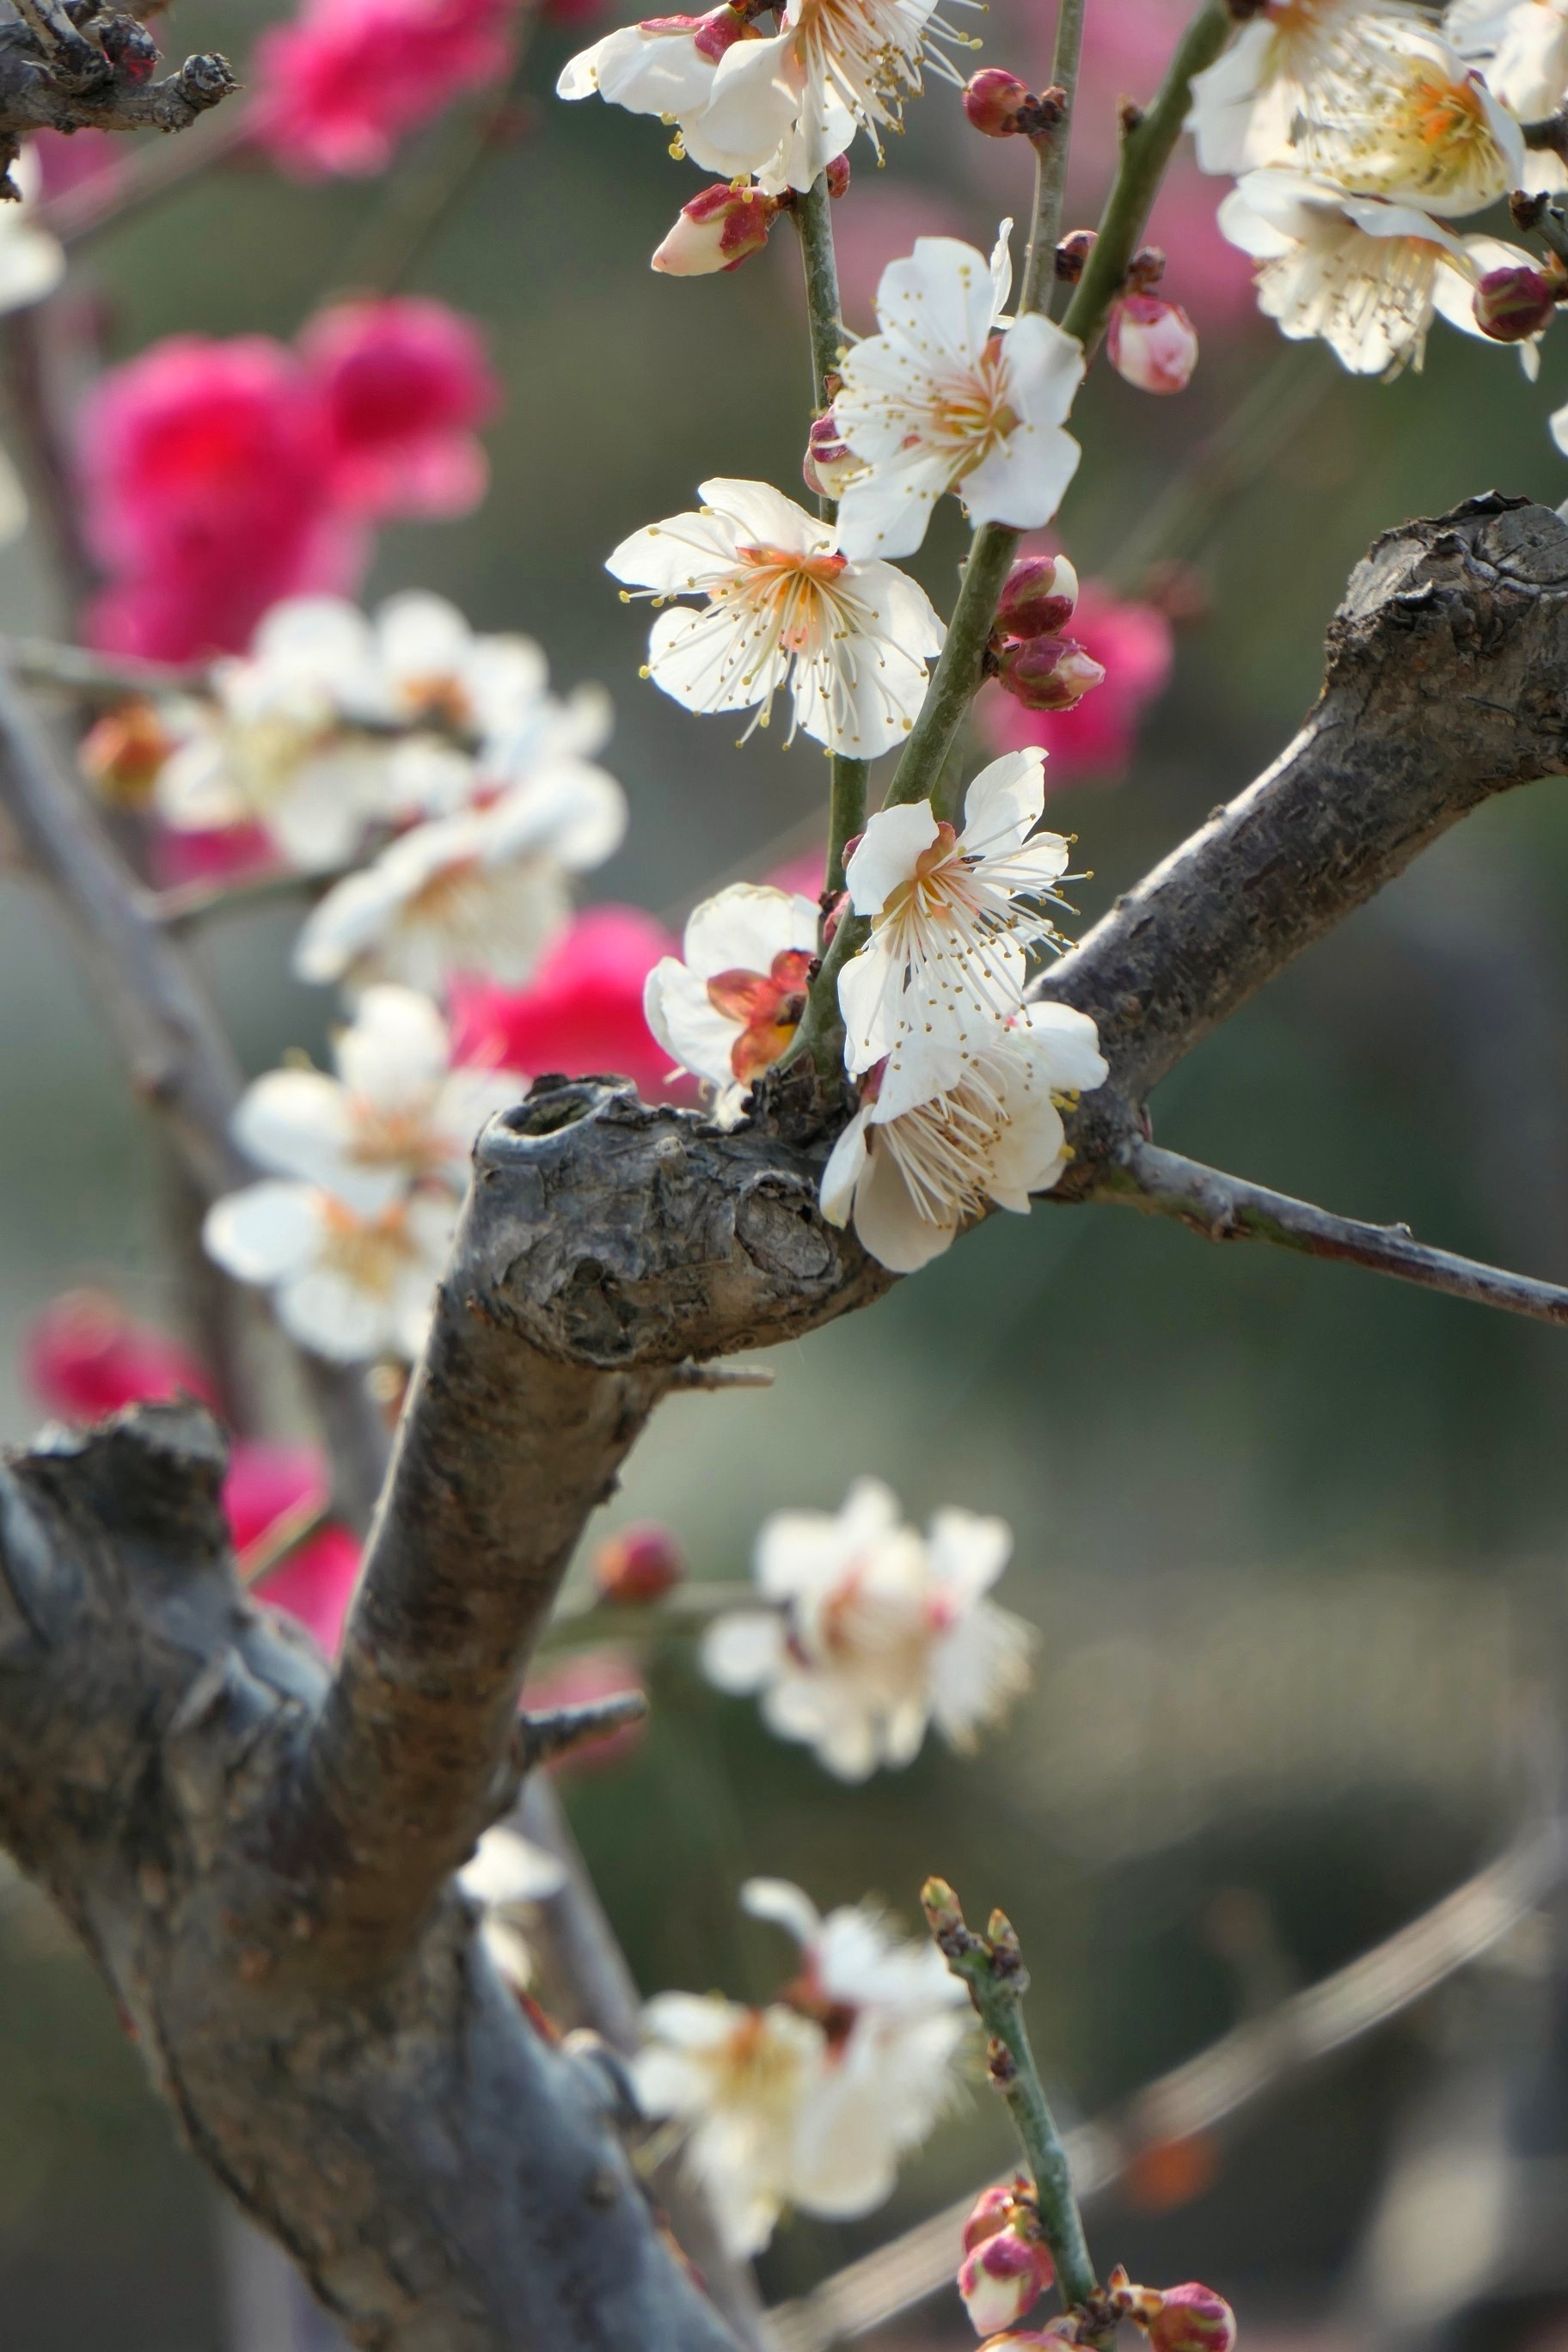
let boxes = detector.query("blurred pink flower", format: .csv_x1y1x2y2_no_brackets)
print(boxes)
30,128,123,202
250,0,512,179
77,334,365,661
299,297,499,518
449,905,678,1097
978,579,1173,784
24,1289,216,1418
224,1442,362,1656
824,181,974,328
149,820,279,891
767,847,826,902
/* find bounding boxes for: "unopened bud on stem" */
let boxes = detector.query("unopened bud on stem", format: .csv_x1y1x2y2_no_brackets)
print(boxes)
995,554,1078,639
1472,263,1556,342
592,1522,685,1603
995,635,1106,711
1107,294,1198,393
1142,2286,1238,2352
959,2226,1056,2336
652,181,780,274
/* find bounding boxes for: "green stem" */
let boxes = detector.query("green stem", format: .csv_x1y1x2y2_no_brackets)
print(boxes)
923,1881,1099,2312
824,758,867,900
793,172,846,430
1060,0,1232,356
1020,0,1088,316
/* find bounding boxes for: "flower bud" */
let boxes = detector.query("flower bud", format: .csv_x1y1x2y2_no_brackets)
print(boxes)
1473,263,1556,343
639,4,751,59
1142,2288,1237,2352
995,634,1106,712
964,66,1034,135
592,1522,685,1604
652,181,780,275
79,699,175,807
802,409,864,499
1054,230,1096,284
920,1873,964,1936
824,151,851,198
959,2228,1056,2337
995,554,1079,640
962,2177,1032,2251
1107,294,1198,394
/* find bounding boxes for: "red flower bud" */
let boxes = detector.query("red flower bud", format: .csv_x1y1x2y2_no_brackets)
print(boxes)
958,2227,1056,2336
1107,295,1198,394
995,554,1079,640
802,408,864,499
964,66,1034,135
1472,263,1556,343
995,634,1105,712
824,151,851,198
653,181,780,275
1143,2286,1238,2352
592,1522,685,1603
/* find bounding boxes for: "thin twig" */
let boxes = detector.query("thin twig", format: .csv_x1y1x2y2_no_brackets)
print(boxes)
536,1580,779,1651
0,633,209,699
239,1495,333,1589
775,1821,1562,2352
156,861,343,931
46,104,254,248
667,1359,775,1389
1094,1138,1568,1332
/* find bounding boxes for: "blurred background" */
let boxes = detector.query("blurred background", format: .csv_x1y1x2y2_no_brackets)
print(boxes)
1,0,1567,2343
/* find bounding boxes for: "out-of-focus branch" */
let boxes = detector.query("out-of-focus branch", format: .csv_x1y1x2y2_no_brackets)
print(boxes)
773,1818,1565,2352
0,35,235,144
0,634,208,697
1093,1139,1568,1331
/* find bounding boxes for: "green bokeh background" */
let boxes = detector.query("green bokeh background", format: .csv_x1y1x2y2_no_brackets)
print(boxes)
0,1,1565,2338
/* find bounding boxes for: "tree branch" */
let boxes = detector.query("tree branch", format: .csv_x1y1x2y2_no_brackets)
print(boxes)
0,34,235,143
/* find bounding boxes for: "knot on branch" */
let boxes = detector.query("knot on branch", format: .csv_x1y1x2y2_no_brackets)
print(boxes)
462,1076,888,1370
0,0,235,144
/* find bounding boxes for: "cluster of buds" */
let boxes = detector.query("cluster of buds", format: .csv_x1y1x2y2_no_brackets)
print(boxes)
970,2260,1237,2352
963,67,1066,139
989,554,1106,714
653,180,783,276
959,2177,1056,2335
591,1522,686,1604
1106,253,1197,395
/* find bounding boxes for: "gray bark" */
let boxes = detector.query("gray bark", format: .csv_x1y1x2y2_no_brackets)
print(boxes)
1,493,1566,2348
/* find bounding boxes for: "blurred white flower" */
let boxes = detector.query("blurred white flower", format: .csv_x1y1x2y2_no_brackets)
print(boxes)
833,229,1085,562
203,987,516,1361
1447,0,1568,185
701,1476,1038,1776
0,150,65,315
644,882,820,1112
460,1824,567,1996
559,0,960,193
608,477,944,759
292,767,626,997
1277,24,1524,212
836,750,1076,1114
1218,169,1543,376
1186,0,1424,175
632,1874,971,2254
822,1001,1108,1271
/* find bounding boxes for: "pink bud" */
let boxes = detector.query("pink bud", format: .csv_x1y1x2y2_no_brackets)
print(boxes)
964,66,1034,135
802,409,863,499
995,634,1106,712
824,151,851,197
592,1522,685,1604
1107,294,1198,394
962,2182,1025,2251
995,554,1079,640
1473,264,1556,342
1143,2287,1237,2352
959,2228,1055,2337
640,3,750,59
653,181,780,275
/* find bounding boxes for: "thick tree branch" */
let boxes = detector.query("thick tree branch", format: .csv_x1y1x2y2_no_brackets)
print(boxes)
0,20,234,144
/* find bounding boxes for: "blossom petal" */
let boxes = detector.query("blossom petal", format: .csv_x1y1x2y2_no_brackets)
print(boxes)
853,1134,957,1271
844,801,940,916
203,1180,322,1283
701,1610,787,1691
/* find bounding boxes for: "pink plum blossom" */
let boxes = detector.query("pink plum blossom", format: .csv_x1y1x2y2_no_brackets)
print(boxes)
978,579,1173,785
224,1442,362,1655
249,0,513,179
299,297,499,518
448,905,678,1098
24,1289,216,1418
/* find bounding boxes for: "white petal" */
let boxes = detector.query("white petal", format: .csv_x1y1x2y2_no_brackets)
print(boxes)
701,1611,787,1692
959,750,1045,853
683,882,818,977
460,1826,567,1906
203,1181,322,1283
960,424,1081,537
233,1069,403,1215
646,959,743,1090
820,1101,873,1228
853,1132,957,1271
739,1878,822,1948
606,508,740,597
925,1505,1014,1602
334,986,450,1106
844,801,939,916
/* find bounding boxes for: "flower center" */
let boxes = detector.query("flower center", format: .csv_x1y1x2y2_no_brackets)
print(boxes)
728,543,849,657
925,340,1021,484
398,671,475,734
319,1198,418,1295
347,1097,449,1175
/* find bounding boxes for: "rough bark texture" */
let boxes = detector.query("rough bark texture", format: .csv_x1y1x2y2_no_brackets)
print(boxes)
0,8,233,145
3,495,1568,2349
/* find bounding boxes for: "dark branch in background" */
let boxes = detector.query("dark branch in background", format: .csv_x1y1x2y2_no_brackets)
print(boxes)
0,15,233,147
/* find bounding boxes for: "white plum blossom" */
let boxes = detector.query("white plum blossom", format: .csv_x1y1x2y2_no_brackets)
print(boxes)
821,1001,1109,1272
609,478,944,757
832,228,1085,561
1218,169,1545,376
292,766,627,997
837,750,1076,1112
1273,24,1525,211
459,1823,567,1992
632,1874,971,2254
1447,0,1568,184
644,883,820,1113
203,988,518,1361
1186,0,1426,175
701,1476,1038,1775
559,0,964,194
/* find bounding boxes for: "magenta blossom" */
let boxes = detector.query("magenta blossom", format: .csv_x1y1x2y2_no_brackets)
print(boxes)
250,0,512,179
24,1289,217,1419
450,905,680,1099
224,1442,362,1656
980,579,1173,785
299,297,499,518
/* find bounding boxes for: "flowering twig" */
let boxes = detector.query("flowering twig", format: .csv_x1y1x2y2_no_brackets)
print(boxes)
1058,2,1232,356
1090,1137,1568,1332
779,1816,1562,2352
156,861,345,932
922,1878,1099,2312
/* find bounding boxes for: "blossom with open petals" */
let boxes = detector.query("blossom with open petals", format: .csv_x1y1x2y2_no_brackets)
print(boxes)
822,1001,1108,1271
300,297,499,518
634,1994,825,2255
1272,22,1523,211
293,765,627,995
205,1180,456,1363
560,0,959,193
1218,169,1544,376
609,478,943,756
1185,0,1424,176
644,882,820,1112
701,1477,1038,1775
251,0,511,178
837,750,1076,1112
832,230,1084,560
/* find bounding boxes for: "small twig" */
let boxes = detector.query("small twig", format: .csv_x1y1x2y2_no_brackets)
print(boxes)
1522,111,1568,158
0,634,209,699
4,309,96,612
667,1358,775,1390
515,1692,649,1773
922,1879,1099,2311
1095,1137,1568,1332
239,1495,333,1589
156,861,342,932
536,1579,780,1651
1019,0,1087,316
